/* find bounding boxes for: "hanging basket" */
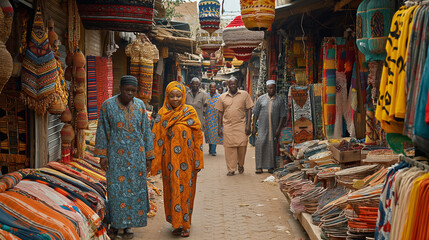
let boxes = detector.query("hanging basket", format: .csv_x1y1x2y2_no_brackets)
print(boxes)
198,0,220,34
61,124,75,144
366,0,395,62
198,28,222,54
76,0,155,32
223,16,264,62
223,47,235,62
240,0,275,31
77,111,88,129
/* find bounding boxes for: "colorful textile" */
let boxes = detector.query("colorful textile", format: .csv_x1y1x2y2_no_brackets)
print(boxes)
376,6,418,133
0,191,80,239
0,170,29,193
322,38,337,138
253,94,287,169
306,40,315,83
205,93,222,145
87,56,113,121
413,43,429,149
151,81,204,230
94,95,154,229
76,1,154,32
15,180,92,239
291,86,313,144
404,6,428,137
21,9,59,114
310,84,323,139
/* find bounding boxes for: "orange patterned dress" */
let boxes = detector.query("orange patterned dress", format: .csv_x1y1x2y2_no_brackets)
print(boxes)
151,81,204,230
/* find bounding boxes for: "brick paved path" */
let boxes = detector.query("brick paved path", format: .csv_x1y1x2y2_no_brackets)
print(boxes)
133,144,308,240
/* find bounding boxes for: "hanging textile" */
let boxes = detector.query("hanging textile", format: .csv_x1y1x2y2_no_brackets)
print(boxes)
257,42,268,96
0,95,28,173
125,34,157,103
291,85,313,144
86,56,113,121
376,6,418,134
404,6,429,138
21,8,60,114
322,38,337,139
310,84,324,140
306,39,315,84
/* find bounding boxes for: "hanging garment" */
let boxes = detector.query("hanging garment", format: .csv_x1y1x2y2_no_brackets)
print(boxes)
376,6,419,133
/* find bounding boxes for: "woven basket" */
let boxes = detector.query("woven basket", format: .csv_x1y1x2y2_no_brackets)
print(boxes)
0,44,12,94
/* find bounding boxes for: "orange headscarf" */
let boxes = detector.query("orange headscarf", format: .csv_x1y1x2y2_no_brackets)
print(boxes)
151,81,203,175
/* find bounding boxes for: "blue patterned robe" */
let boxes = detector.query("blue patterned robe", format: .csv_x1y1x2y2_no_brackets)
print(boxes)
205,93,223,145
94,95,154,229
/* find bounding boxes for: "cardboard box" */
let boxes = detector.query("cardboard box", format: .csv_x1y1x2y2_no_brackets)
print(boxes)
329,145,361,163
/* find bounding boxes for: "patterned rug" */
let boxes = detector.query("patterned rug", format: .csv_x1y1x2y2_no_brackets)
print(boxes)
86,56,113,121
311,84,324,140
291,85,314,144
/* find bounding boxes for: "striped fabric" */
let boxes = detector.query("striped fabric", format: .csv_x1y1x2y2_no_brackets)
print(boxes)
322,38,337,139
87,56,113,121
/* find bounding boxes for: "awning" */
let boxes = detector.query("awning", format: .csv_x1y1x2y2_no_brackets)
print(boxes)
273,0,334,29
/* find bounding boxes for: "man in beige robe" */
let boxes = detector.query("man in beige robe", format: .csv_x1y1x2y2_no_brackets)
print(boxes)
216,77,254,176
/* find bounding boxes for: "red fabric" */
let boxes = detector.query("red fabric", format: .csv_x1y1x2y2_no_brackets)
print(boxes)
226,15,244,28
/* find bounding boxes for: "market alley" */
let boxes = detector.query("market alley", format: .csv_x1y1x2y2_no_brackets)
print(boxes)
134,144,308,240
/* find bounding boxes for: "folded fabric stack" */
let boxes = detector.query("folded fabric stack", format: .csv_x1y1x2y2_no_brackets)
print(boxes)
319,194,349,239
299,186,327,214
346,184,383,239
312,186,348,225
335,165,380,188
317,166,341,179
0,158,109,239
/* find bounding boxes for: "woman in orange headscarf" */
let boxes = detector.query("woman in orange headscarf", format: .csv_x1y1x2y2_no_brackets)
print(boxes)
151,81,204,237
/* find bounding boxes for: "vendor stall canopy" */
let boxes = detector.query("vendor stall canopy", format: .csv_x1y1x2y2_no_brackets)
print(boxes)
76,0,155,32
240,0,275,31
199,0,221,34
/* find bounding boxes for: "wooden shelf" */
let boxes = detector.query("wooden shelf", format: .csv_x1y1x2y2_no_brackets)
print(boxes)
284,192,322,240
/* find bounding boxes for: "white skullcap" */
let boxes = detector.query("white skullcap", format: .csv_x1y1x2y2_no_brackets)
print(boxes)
266,80,276,86
191,77,200,83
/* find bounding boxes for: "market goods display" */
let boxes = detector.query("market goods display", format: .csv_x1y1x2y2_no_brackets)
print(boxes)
198,0,220,34
335,165,379,187
240,0,275,31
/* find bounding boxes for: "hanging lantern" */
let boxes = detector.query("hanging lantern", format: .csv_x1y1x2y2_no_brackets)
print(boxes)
73,49,86,68
48,99,66,115
61,124,75,145
232,57,244,68
60,107,72,122
356,0,371,57
203,60,210,72
202,51,210,61
76,0,154,32
198,0,220,34
74,92,86,111
240,0,275,31
366,0,395,62
216,58,223,71
223,47,235,62
223,16,264,62
77,112,88,129
198,28,222,54
75,67,86,83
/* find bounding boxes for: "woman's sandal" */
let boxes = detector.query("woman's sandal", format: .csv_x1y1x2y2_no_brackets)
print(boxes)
172,228,183,236
123,228,134,239
255,169,263,174
181,229,190,238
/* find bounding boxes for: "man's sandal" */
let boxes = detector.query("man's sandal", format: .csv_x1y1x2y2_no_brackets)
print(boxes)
172,228,183,236
181,229,190,238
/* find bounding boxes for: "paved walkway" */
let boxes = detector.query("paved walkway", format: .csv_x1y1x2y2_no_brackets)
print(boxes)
133,144,309,240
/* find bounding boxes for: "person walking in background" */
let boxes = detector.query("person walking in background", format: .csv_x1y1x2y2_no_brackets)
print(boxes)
205,82,223,156
217,86,224,94
151,81,204,238
186,77,207,130
94,75,154,239
252,80,287,174
216,77,254,176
